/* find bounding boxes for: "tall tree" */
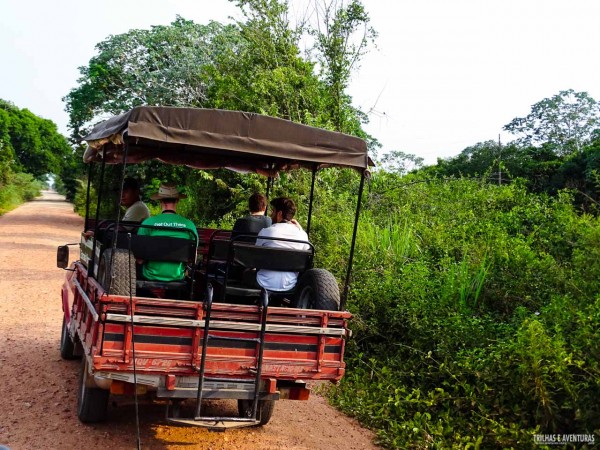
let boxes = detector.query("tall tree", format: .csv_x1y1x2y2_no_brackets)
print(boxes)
379,150,424,175
63,18,236,142
0,107,16,186
0,100,71,179
310,0,377,133
209,0,323,122
63,1,378,222
503,89,600,156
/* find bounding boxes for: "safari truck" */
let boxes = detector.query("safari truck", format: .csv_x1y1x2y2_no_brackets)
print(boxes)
57,107,370,429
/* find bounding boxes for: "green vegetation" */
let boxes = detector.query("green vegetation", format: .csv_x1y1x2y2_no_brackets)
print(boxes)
34,0,600,446
63,0,378,214
318,172,600,448
429,90,600,212
0,100,71,214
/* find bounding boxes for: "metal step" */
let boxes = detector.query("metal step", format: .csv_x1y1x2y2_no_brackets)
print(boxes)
187,286,269,428
167,417,261,430
158,387,279,400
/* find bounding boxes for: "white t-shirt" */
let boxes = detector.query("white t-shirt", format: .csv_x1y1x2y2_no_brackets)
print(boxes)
123,200,150,222
255,223,309,291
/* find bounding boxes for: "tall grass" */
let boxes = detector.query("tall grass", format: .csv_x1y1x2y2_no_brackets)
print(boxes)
0,171,42,215
317,173,600,449
358,216,417,263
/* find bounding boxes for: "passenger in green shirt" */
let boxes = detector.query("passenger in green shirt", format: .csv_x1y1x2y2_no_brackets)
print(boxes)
137,183,199,281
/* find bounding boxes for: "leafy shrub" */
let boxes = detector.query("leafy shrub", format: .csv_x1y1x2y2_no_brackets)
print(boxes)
0,170,42,215
318,172,600,448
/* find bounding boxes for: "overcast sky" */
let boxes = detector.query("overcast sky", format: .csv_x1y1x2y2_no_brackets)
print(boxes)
1,0,599,164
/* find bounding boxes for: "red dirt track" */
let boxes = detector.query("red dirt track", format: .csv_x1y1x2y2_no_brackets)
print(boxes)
0,191,378,450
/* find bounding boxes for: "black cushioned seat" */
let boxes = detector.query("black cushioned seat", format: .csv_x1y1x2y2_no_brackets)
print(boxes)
108,232,197,298
216,237,314,302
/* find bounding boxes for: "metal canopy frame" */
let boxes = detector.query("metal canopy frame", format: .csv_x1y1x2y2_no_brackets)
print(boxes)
82,108,371,310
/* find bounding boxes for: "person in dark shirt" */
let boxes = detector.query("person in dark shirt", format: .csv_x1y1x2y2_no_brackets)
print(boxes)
232,192,272,238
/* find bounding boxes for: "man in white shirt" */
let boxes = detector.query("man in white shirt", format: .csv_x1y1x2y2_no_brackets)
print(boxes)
255,197,309,291
83,177,150,239
121,177,150,222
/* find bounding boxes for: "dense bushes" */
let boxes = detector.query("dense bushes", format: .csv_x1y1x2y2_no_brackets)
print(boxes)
308,172,600,448
0,99,74,213
0,170,43,215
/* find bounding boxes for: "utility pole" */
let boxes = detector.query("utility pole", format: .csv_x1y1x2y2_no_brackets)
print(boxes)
498,134,502,185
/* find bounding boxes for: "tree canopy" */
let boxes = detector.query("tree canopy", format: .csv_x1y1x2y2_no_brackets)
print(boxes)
0,99,73,212
503,89,600,156
64,0,377,222
429,90,600,211
63,18,236,142
0,99,72,179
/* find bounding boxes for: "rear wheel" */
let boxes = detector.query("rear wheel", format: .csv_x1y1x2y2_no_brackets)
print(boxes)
77,358,109,423
238,399,275,426
97,248,136,295
292,269,340,311
59,315,80,360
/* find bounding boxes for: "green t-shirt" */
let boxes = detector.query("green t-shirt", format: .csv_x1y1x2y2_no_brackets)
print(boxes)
137,213,199,281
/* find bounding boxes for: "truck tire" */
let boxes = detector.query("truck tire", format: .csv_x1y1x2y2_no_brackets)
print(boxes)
238,399,275,426
97,248,136,296
60,315,80,360
292,269,340,311
78,358,109,423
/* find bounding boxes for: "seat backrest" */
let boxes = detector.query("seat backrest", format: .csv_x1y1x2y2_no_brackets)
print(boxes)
211,240,230,261
110,233,196,264
208,230,233,262
230,242,313,272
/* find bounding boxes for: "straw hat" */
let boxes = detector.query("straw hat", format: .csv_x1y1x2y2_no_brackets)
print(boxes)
150,183,187,200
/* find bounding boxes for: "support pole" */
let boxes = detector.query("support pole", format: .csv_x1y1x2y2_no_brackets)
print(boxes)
89,157,106,278
341,172,366,311
84,164,93,232
306,166,317,237
112,140,130,245
265,176,272,204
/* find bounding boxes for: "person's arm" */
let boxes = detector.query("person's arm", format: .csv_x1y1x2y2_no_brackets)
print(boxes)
255,227,270,246
290,219,303,230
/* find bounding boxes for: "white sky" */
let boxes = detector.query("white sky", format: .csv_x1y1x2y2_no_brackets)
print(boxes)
1,0,599,165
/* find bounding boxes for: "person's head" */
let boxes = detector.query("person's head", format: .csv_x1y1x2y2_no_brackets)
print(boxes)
150,183,187,212
269,197,297,223
248,193,267,214
121,177,141,208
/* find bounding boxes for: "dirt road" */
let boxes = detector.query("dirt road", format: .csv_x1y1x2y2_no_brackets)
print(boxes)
0,191,378,450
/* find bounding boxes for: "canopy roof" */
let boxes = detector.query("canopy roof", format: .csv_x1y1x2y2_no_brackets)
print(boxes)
83,107,370,175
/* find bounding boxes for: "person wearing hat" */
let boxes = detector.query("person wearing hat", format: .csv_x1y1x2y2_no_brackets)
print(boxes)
137,183,199,282
121,177,150,222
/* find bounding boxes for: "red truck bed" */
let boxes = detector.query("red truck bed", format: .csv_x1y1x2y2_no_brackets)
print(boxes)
63,262,351,396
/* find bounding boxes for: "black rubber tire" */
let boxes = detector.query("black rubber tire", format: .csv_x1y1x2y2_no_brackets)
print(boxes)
292,269,340,311
60,315,79,360
238,399,275,426
97,248,136,296
77,358,109,423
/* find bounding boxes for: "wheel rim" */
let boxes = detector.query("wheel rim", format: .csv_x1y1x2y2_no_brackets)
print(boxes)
297,285,315,309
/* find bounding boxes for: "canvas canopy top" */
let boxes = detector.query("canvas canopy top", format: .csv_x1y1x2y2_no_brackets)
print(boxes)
83,107,370,175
